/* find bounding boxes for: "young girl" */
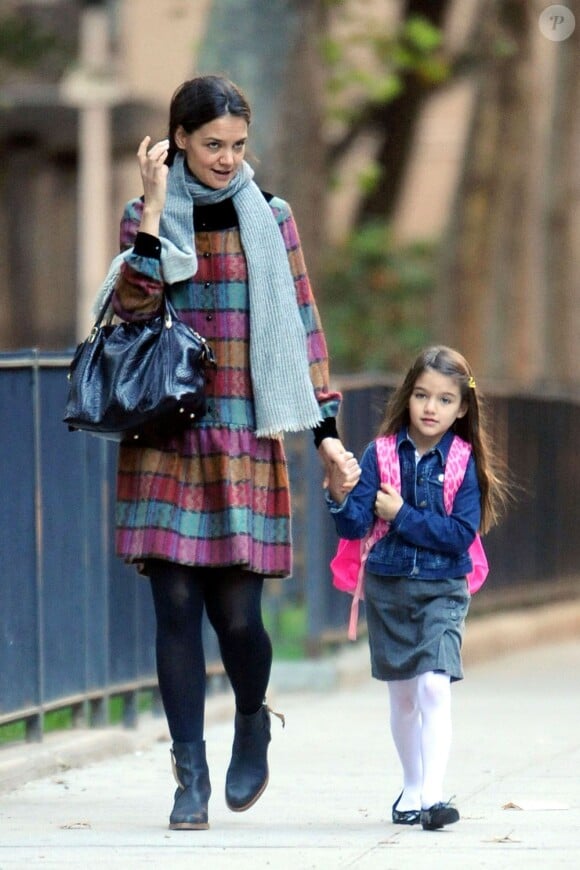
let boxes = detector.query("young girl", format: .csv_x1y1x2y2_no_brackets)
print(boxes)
326,346,509,831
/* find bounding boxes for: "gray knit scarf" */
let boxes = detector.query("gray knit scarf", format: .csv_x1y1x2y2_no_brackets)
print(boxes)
95,152,321,438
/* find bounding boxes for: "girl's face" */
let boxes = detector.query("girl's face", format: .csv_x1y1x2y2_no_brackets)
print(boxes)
408,368,467,453
175,115,248,189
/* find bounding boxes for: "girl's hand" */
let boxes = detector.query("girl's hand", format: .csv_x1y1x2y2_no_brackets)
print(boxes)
318,439,361,502
374,482,403,521
137,136,169,217
326,451,361,503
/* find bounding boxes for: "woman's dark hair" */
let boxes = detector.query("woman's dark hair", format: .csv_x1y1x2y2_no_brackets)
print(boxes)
166,75,251,165
378,345,510,532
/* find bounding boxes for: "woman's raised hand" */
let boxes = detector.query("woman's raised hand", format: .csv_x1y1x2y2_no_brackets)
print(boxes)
137,136,170,215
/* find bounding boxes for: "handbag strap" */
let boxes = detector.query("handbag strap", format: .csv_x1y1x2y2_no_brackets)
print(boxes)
92,282,119,331
90,283,215,364
91,285,174,336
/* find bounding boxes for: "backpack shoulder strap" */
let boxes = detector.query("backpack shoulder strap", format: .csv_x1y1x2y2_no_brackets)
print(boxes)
375,434,400,488
445,436,488,594
443,435,472,514
367,434,399,547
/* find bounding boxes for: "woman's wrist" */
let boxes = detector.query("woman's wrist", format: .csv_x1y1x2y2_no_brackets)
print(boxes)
312,417,339,448
139,204,163,237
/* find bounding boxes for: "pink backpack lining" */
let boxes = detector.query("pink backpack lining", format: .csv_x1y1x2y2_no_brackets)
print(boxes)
330,434,488,640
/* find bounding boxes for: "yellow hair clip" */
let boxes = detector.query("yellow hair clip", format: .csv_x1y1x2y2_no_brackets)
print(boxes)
468,376,476,389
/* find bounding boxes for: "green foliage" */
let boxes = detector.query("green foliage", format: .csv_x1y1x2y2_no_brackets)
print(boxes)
0,720,26,744
319,222,437,374
324,14,451,120
403,15,444,54
0,693,155,746
0,13,67,81
0,15,54,65
263,602,307,660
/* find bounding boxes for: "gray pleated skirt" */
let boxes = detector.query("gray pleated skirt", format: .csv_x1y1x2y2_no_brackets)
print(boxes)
364,573,470,683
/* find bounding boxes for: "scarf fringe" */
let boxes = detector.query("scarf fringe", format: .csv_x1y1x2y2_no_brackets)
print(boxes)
256,412,323,440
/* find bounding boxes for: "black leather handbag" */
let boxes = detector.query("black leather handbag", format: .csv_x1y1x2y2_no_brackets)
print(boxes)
63,289,215,441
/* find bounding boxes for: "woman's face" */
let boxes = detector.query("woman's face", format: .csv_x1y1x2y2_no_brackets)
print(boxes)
175,114,248,189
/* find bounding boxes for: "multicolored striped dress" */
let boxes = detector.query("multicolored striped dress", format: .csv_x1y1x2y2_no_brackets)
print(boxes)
112,193,340,579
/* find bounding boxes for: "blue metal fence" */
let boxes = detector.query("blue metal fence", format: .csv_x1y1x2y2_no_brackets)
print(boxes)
1,353,157,736
1,353,578,738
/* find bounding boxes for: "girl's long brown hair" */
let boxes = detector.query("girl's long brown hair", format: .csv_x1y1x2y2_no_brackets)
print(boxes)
378,346,510,533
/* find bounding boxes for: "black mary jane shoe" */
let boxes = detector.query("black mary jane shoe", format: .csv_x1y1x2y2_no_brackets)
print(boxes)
420,799,460,831
392,791,421,826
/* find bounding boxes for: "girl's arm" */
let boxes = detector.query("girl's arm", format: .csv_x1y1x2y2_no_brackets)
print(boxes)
388,456,481,555
326,442,379,539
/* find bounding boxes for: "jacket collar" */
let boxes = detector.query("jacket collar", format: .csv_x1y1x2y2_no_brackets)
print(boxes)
397,426,456,463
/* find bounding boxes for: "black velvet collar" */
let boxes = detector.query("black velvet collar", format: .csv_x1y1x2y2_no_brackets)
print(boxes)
193,190,273,232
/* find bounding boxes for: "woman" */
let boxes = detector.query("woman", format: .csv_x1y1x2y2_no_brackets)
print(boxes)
107,75,358,830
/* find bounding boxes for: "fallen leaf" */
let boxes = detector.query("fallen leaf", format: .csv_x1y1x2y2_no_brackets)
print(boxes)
503,800,569,811
484,831,521,844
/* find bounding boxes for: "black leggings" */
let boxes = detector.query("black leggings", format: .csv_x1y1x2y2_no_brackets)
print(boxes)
148,560,273,743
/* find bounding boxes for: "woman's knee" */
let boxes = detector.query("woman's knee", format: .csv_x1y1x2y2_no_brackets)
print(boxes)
149,562,202,632
204,570,264,638
212,610,266,649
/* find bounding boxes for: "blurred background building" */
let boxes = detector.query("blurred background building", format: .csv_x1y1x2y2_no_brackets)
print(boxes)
0,0,578,393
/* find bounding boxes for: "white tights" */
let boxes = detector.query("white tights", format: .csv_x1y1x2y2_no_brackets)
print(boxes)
387,671,452,810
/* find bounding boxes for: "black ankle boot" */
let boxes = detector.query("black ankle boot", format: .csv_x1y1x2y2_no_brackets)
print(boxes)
225,705,283,812
169,740,211,830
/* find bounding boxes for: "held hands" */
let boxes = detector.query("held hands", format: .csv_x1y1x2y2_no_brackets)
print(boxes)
374,482,403,522
137,136,170,222
318,438,361,504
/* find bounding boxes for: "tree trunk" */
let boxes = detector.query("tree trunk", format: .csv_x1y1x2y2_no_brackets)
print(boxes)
198,0,328,286
437,0,551,386
544,2,580,388
361,0,452,221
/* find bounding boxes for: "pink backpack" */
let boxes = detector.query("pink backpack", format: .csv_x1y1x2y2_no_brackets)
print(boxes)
330,434,488,640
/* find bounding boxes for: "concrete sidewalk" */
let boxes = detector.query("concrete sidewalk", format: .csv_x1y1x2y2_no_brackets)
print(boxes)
1,602,580,868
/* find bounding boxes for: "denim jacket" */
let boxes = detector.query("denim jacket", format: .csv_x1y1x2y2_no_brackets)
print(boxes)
327,427,482,580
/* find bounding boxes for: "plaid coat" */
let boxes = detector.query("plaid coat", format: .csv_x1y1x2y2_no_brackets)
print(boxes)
112,192,340,578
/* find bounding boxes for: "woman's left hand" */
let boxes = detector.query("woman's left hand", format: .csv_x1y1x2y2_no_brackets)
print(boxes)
318,438,361,492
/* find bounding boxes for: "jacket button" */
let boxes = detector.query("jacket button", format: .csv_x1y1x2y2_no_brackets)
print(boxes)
206,314,213,321
419,500,427,507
